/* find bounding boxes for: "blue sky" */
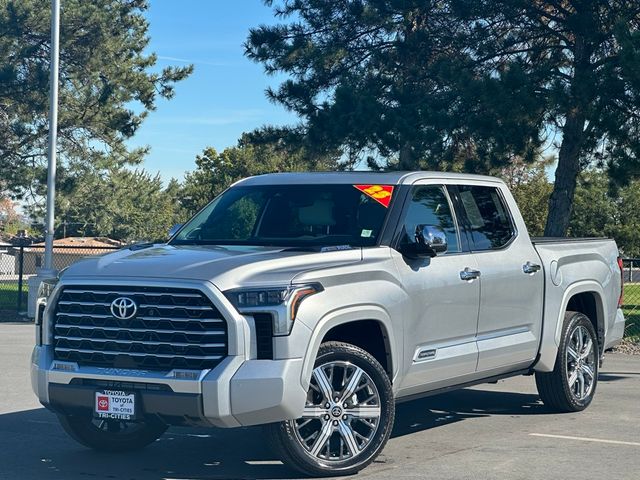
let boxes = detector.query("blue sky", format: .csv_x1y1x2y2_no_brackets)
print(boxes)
128,1,296,182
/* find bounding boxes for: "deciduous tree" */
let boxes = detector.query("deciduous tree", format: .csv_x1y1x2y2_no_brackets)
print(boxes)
179,134,339,216
46,167,179,243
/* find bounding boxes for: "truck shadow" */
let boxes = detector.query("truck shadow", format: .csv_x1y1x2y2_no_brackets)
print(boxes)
1,388,547,480
392,388,545,438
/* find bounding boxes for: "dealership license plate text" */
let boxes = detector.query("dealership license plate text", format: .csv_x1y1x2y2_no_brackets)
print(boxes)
94,390,135,420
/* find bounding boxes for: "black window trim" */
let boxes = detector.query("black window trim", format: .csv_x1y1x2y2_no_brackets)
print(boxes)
449,184,518,253
377,184,410,247
444,185,473,253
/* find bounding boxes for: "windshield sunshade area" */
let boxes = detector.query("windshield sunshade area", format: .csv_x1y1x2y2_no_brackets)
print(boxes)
171,184,394,247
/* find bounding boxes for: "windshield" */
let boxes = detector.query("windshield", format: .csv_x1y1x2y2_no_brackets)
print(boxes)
171,184,394,247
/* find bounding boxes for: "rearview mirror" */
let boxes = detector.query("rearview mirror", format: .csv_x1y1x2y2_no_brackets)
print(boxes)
168,223,183,238
400,225,448,258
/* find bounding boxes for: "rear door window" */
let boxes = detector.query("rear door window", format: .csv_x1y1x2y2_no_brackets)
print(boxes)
456,185,515,250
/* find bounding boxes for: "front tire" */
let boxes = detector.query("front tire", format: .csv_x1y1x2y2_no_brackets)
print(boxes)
265,341,395,477
535,311,599,412
57,413,168,452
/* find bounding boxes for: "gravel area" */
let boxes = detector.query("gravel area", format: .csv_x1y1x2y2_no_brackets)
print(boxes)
612,338,640,355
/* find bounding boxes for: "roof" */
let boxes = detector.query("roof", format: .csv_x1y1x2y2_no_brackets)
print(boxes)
236,171,502,186
31,237,121,248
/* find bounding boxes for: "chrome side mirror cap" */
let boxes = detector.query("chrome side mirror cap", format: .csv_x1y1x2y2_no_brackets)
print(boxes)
417,224,448,256
401,225,448,259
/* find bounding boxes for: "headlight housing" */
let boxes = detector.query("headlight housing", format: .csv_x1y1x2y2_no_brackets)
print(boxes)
34,277,59,338
37,277,59,305
224,283,323,336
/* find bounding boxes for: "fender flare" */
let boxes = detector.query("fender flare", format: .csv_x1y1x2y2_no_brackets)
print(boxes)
553,281,606,345
535,280,606,372
299,305,399,391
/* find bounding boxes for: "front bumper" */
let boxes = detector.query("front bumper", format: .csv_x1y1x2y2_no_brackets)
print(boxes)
31,345,307,428
32,276,309,428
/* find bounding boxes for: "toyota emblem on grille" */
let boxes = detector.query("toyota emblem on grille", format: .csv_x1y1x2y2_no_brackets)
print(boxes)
110,297,137,320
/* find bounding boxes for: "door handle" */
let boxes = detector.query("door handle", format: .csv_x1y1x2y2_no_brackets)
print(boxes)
523,261,541,274
460,267,481,281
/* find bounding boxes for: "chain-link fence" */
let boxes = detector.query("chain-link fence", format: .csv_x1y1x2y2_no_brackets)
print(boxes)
0,244,120,319
621,258,640,341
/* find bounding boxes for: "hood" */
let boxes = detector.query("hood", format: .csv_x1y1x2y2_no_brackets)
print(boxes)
61,244,363,291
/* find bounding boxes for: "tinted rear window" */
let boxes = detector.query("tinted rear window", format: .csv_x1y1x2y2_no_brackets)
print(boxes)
457,185,515,250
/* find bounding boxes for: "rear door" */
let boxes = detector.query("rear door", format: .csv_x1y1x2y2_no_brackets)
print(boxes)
391,183,481,394
452,183,544,373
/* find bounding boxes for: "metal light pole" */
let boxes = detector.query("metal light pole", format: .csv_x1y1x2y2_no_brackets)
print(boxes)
28,0,60,316
43,0,60,274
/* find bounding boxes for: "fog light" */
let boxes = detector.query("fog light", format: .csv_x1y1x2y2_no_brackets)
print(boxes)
170,370,200,380
52,362,78,372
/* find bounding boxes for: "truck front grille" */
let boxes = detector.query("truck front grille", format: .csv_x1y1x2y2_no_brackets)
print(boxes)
52,286,228,371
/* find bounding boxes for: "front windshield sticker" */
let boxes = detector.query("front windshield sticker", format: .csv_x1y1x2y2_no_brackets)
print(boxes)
353,184,394,208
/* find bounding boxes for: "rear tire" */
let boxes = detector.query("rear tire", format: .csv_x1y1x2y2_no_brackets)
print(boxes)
265,341,395,477
535,311,599,412
57,413,168,452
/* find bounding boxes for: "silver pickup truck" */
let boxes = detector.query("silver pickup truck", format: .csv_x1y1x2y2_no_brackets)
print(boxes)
31,172,625,476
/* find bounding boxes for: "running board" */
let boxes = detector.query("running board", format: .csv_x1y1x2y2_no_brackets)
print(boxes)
395,369,531,404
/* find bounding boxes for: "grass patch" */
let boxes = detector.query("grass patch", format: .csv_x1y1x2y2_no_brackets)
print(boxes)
622,283,640,341
0,282,27,310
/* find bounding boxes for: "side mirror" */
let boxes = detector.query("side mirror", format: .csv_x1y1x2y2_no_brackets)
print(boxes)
400,225,448,258
168,223,183,238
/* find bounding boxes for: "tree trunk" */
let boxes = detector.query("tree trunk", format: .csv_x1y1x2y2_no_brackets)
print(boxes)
398,143,418,170
545,27,592,237
544,112,586,236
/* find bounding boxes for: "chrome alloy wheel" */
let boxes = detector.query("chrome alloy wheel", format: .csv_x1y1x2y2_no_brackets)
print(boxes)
566,325,597,401
294,361,382,462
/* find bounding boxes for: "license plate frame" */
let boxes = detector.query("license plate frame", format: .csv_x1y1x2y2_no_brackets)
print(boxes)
94,390,137,421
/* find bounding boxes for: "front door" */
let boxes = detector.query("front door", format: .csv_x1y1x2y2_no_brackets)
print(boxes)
392,184,481,396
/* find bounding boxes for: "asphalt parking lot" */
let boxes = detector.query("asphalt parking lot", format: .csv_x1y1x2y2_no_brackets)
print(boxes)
1,322,639,480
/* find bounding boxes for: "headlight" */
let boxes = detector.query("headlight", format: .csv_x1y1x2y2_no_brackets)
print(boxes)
35,277,58,331
224,283,323,336
37,277,59,305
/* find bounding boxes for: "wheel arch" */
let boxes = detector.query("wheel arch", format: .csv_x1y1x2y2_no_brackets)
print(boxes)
565,291,605,355
300,306,398,392
555,283,606,348
536,281,607,372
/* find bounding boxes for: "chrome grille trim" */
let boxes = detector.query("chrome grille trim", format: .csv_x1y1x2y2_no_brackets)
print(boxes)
55,336,226,348
63,289,202,298
54,347,224,361
52,285,229,370
138,304,215,311
137,316,223,323
56,312,224,323
56,312,112,319
54,323,225,336
57,301,215,311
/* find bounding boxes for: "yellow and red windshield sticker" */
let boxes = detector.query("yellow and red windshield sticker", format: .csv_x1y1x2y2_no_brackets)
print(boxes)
353,184,394,208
